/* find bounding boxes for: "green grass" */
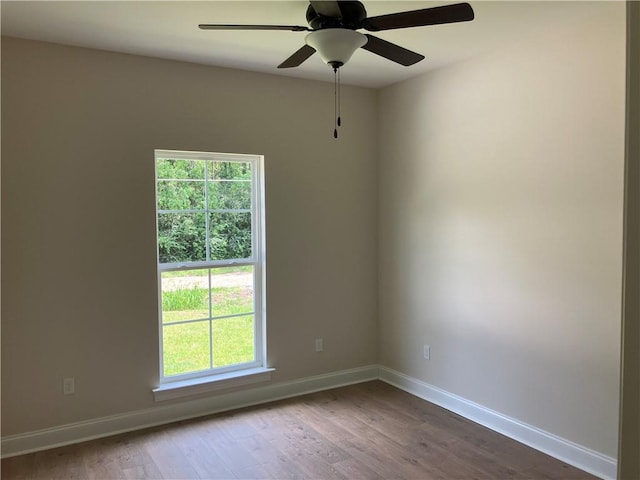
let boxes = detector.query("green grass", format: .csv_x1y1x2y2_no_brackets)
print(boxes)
162,316,254,376
161,286,253,321
161,285,255,377
162,287,207,311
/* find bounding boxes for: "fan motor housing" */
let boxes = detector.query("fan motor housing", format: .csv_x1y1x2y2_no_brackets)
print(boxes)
306,1,367,30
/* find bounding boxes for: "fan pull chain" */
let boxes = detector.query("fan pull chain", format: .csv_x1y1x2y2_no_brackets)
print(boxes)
333,67,342,139
333,68,339,138
337,68,342,127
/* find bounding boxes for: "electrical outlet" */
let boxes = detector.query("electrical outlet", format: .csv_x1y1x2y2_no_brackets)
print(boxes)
315,338,323,352
423,344,431,360
63,377,75,395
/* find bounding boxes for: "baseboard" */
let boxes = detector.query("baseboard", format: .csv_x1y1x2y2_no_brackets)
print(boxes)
1,365,379,458
378,366,617,480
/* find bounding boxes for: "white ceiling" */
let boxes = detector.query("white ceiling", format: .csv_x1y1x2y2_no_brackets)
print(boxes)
0,1,610,88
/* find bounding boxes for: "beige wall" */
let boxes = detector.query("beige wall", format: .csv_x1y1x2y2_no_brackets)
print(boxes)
377,3,625,459
0,38,378,435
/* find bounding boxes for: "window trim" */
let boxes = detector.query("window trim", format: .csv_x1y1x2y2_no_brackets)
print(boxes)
154,149,267,387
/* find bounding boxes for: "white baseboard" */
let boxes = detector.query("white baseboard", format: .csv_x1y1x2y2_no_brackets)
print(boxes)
1,365,379,458
378,366,617,480
1,364,618,480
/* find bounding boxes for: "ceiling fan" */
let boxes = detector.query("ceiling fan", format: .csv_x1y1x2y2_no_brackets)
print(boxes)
199,1,474,69
200,1,474,138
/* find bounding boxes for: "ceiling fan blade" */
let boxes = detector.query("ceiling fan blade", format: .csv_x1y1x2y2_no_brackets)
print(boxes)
199,24,310,32
362,35,424,66
309,1,342,18
278,44,317,68
363,2,474,32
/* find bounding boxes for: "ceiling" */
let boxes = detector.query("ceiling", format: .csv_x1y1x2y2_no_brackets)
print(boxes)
0,1,609,88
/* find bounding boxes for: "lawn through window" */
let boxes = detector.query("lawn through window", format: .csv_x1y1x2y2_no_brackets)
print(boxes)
155,151,264,381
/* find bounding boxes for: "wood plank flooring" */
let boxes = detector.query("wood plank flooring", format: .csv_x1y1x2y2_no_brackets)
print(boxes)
1,381,597,479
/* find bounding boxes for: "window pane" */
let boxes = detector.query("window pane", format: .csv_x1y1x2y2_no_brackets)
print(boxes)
157,180,205,211
212,315,254,367
163,321,210,376
157,159,205,180
157,212,206,264
210,266,254,317
161,271,209,324
209,212,252,260
208,180,251,210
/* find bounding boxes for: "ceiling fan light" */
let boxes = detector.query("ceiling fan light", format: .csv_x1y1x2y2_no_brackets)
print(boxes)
305,29,367,68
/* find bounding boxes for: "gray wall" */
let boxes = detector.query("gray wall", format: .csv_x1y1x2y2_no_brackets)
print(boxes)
377,3,625,458
618,1,640,478
1,37,378,435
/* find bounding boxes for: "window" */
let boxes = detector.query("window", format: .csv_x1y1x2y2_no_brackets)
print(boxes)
154,150,265,386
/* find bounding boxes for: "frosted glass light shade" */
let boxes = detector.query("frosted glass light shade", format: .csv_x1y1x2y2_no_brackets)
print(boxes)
305,29,368,68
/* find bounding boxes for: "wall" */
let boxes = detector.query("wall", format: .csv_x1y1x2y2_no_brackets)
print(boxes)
1,38,378,435
378,3,625,460
618,2,640,479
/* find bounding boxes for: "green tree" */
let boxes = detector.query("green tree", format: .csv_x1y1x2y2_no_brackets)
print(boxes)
156,159,252,264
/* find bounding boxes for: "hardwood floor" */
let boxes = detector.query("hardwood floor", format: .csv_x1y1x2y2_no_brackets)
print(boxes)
2,381,597,479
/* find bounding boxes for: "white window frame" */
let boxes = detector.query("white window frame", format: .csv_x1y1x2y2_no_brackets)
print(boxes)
153,149,268,396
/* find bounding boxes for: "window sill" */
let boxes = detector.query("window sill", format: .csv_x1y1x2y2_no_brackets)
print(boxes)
153,367,275,402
